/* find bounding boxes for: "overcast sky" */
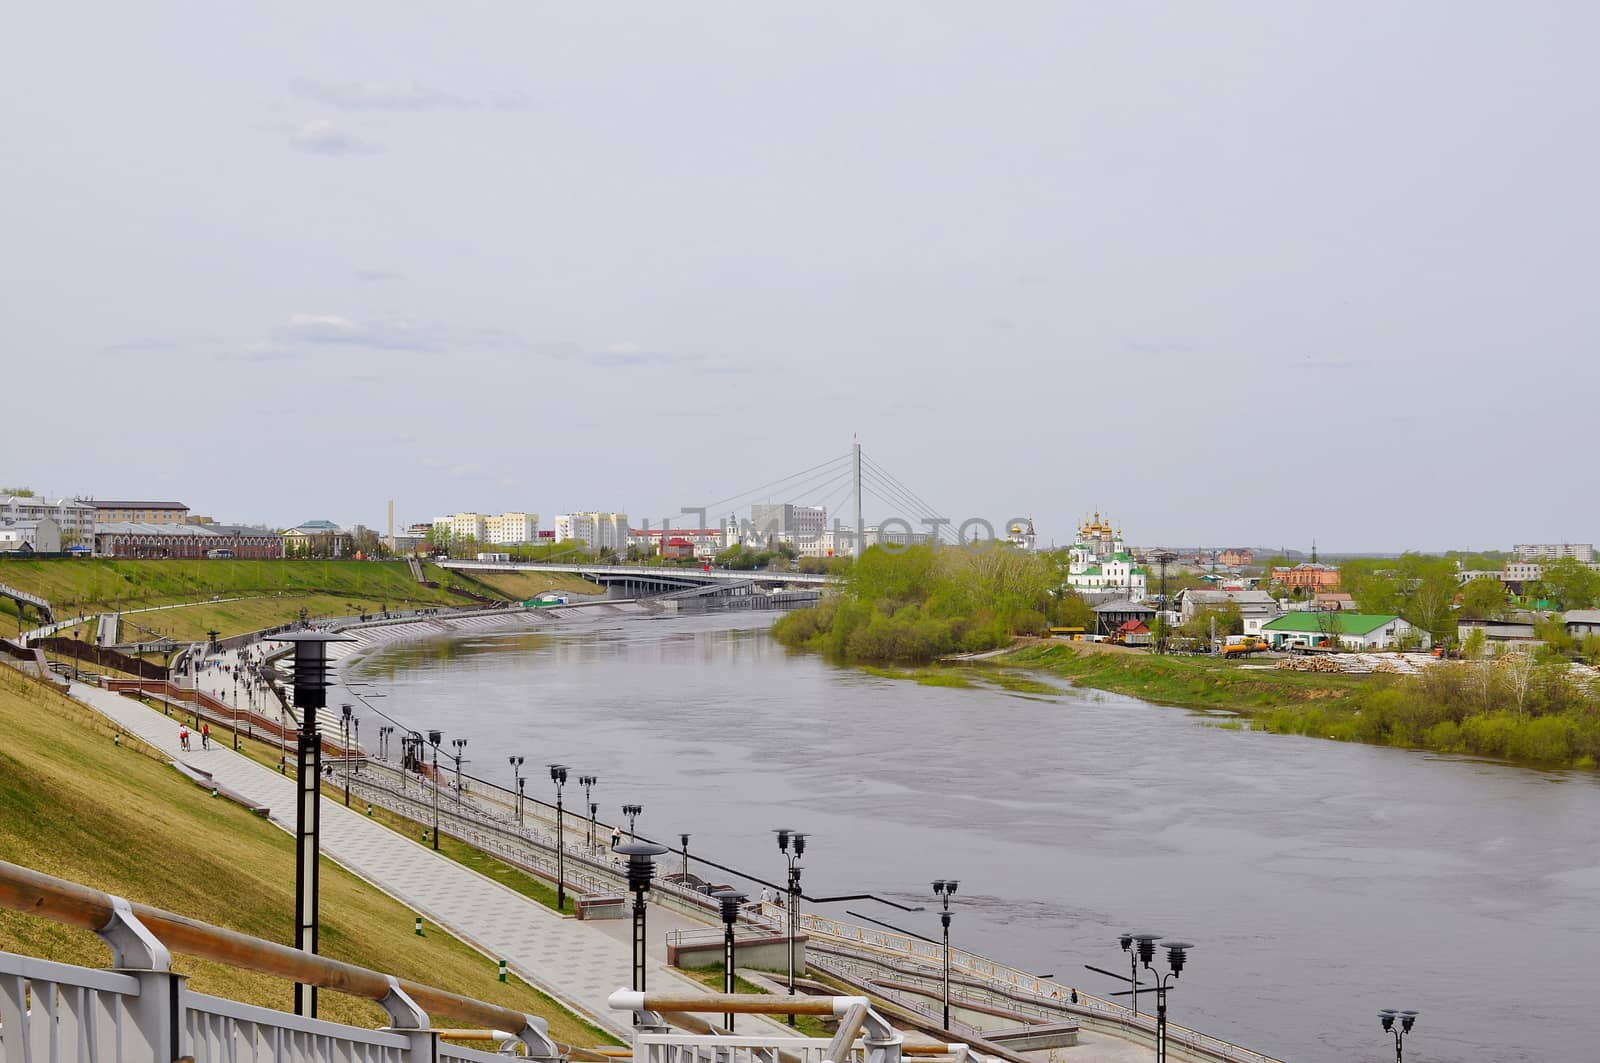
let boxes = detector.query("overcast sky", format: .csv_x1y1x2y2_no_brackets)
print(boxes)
3,3,1594,551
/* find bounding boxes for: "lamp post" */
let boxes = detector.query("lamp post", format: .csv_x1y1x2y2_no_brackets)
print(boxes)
508,755,525,824
350,717,359,776
623,803,642,837
428,729,443,850
1379,1009,1419,1062
589,802,599,850
680,833,691,882
714,890,747,1030
340,704,353,807
378,725,392,760
1088,935,1192,1063
579,774,597,846
549,764,569,910
774,828,808,1026
616,840,669,992
278,630,353,1018
932,879,958,1029
451,739,468,806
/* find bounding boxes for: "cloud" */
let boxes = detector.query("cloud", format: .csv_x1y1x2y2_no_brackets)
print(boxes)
290,119,382,156
607,341,642,355
274,312,431,352
447,463,482,479
356,269,404,282
292,78,520,112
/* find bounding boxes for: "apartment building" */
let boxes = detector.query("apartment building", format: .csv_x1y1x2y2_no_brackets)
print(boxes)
86,500,190,525
554,512,629,552
432,511,540,546
1513,543,1595,563
0,496,96,540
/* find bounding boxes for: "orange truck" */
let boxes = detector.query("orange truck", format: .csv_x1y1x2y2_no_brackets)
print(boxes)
1221,638,1269,658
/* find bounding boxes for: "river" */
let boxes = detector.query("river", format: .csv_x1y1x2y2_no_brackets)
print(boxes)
345,611,1600,1063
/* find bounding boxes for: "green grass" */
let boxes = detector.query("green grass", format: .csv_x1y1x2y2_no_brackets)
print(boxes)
0,557,602,638
679,967,831,1037
859,665,975,688
0,665,618,1046
1001,642,1366,712
973,671,1059,695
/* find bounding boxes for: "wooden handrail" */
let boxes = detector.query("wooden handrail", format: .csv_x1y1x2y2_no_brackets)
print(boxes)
824,1003,869,1062
0,858,532,1034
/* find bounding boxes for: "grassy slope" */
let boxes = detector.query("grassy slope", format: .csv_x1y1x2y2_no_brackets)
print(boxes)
0,558,600,639
0,666,615,1045
459,570,604,601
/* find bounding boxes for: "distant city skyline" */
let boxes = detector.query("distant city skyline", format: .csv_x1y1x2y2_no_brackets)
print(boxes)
3,3,1595,550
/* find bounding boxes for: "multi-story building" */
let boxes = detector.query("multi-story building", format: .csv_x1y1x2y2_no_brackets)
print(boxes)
1065,513,1148,599
553,512,629,552
95,522,283,559
0,518,63,553
748,504,828,547
85,500,190,525
1271,562,1341,592
1514,543,1595,562
281,520,353,558
1217,548,1254,567
432,511,540,546
483,512,539,546
1,496,96,542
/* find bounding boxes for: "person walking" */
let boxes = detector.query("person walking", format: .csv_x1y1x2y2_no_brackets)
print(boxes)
200,723,210,750
610,824,623,849
179,725,190,752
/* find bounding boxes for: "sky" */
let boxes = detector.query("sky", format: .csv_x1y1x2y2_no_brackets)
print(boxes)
2,2,1595,552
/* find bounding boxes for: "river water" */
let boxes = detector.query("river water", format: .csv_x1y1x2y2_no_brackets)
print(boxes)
346,612,1600,1063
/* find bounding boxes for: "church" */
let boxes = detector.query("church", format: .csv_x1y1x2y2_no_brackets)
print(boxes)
1066,513,1148,599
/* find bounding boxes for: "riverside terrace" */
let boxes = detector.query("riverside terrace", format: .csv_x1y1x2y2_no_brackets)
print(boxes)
33,659,1285,1063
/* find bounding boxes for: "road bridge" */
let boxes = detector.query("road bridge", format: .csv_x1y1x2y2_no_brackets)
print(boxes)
436,559,835,597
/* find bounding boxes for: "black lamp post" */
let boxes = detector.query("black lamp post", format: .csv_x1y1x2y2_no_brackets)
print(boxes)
715,889,747,1030
590,801,599,849
451,738,468,806
774,828,808,1026
428,729,443,850
680,833,691,882
616,839,669,991
623,803,642,837
340,704,353,807
508,755,525,824
549,764,569,910
1129,935,1192,1063
579,773,597,846
1379,1009,1419,1062
932,878,959,1029
278,629,353,1018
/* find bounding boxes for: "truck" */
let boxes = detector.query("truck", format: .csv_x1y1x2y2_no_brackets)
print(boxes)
1221,637,1270,658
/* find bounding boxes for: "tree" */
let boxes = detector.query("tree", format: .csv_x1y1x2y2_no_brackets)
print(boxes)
1534,557,1600,610
1460,577,1510,620
1500,651,1536,719
1462,626,1487,660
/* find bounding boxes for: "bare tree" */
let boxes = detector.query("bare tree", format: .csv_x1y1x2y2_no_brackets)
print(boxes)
1499,650,1536,719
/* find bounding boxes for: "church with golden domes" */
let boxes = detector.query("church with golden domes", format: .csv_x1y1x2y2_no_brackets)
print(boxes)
1066,513,1148,599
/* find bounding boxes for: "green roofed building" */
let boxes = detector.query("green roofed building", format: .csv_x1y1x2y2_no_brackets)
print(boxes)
1261,612,1427,651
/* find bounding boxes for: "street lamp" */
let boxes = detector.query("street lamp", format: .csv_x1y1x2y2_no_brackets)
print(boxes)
340,704,353,807
428,729,443,851
451,738,468,806
623,803,643,837
1091,935,1192,1063
378,725,393,760
774,828,808,1025
549,764,569,910
508,755,525,824
579,774,597,846
714,890,747,1030
278,629,353,1018
680,833,691,882
616,839,669,992
1379,1009,1419,1062
932,879,959,1029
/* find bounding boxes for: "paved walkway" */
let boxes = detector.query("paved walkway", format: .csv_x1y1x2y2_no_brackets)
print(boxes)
67,681,786,1042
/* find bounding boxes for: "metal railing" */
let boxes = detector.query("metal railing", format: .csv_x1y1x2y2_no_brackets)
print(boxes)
608,990,923,1063
752,906,1279,1063
0,858,562,1063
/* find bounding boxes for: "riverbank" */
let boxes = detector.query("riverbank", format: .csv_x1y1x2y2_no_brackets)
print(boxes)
998,641,1600,769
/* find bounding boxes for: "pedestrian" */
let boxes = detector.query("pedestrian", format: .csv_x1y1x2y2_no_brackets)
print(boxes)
179,726,190,751
610,824,623,849
200,723,210,749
